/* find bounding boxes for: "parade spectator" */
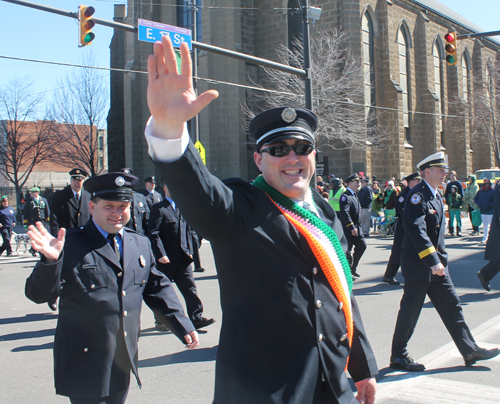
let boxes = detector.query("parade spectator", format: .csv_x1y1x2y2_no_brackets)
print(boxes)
383,181,399,209
463,175,480,235
447,185,463,236
370,181,383,231
477,180,500,291
143,37,378,404
358,177,374,236
444,171,464,200
474,179,495,243
0,196,16,257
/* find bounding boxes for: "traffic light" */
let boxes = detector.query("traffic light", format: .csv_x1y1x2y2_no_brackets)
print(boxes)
79,5,95,47
444,31,457,66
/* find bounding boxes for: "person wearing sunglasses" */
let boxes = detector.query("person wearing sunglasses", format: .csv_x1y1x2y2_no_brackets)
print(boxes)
142,37,378,404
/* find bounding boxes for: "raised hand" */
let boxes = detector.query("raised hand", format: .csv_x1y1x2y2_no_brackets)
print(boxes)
147,36,219,138
27,222,65,261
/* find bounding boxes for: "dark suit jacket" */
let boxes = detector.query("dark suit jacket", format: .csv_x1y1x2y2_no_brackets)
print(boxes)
485,183,500,262
156,142,378,404
25,220,194,399
23,196,50,226
388,186,410,264
401,181,448,281
339,189,364,237
125,191,150,235
142,189,163,210
50,186,91,236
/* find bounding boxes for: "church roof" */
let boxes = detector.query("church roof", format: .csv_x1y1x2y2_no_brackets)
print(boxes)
408,0,500,47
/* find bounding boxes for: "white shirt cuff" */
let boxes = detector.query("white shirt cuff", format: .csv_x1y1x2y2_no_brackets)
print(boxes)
144,116,190,163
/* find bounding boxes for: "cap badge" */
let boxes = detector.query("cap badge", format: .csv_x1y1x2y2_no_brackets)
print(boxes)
115,176,126,187
76,170,80,174
139,255,146,268
281,107,297,123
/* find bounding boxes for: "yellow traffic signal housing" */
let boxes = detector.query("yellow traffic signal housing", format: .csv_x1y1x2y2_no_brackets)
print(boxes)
444,31,458,66
79,5,96,47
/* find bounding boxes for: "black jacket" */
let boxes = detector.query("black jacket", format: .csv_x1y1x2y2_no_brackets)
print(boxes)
23,196,50,226
125,191,150,235
25,220,194,399
157,142,377,404
401,181,448,281
339,189,363,237
50,186,91,236
485,183,500,262
357,186,373,209
142,189,163,210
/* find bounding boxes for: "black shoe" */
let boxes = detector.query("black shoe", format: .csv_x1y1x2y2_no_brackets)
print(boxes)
30,248,37,257
351,271,361,278
194,267,206,273
193,317,216,330
6,252,13,257
477,272,491,292
47,301,57,311
383,276,400,285
155,322,169,332
390,354,425,371
464,347,500,366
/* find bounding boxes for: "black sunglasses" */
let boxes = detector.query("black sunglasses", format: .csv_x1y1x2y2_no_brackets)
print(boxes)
260,144,314,157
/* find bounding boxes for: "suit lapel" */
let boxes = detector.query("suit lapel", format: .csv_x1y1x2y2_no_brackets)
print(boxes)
85,220,122,270
122,229,134,270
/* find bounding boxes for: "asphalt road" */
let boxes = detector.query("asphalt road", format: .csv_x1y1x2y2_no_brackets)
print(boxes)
0,219,499,404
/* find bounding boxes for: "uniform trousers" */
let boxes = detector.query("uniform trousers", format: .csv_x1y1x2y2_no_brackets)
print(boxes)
69,388,128,404
391,276,478,358
157,260,203,322
479,261,500,282
360,208,372,236
345,235,366,273
0,227,13,255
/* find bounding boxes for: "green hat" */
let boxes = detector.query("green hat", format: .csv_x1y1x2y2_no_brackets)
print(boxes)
30,187,41,193
1,195,8,201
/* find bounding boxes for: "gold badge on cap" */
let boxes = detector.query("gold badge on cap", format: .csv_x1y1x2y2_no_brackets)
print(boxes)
115,176,126,187
139,255,146,267
281,107,297,123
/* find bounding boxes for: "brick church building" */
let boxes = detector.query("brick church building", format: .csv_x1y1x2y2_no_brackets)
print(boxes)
108,0,500,183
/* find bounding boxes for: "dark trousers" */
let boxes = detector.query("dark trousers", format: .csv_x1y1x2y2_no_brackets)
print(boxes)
157,260,203,322
346,235,366,272
69,388,129,404
0,227,13,255
384,262,400,279
391,277,478,358
192,245,202,269
479,261,500,282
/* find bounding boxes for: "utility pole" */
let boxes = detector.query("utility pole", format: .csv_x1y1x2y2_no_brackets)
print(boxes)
191,1,200,143
301,0,313,111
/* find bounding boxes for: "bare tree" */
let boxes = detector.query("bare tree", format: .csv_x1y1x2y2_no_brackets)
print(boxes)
0,77,56,208
244,29,384,151
50,54,109,176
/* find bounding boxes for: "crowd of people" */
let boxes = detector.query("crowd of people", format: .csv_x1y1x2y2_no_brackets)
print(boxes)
4,36,499,404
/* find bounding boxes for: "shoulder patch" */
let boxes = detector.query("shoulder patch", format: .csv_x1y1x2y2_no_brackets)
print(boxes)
399,196,404,203
410,194,422,204
341,195,347,201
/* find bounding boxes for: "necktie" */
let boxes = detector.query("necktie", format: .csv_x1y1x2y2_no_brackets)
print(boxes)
107,233,122,265
302,202,318,217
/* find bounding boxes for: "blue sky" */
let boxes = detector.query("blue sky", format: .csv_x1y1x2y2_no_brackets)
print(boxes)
0,0,499,111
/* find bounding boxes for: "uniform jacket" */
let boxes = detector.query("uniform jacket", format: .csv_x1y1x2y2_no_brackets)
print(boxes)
142,189,163,210
388,186,410,265
23,196,50,226
484,183,500,262
125,192,149,235
148,198,193,266
339,189,364,237
401,181,448,281
25,220,194,399
157,143,377,404
50,186,91,235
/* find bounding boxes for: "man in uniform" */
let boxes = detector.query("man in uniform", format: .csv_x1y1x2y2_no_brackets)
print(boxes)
50,168,91,237
25,171,198,404
142,37,378,404
119,169,150,235
23,186,50,256
390,152,499,371
339,173,367,279
382,172,421,285
328,177,345,219
148,183,215,331
477,179,500,291
143,176,163,210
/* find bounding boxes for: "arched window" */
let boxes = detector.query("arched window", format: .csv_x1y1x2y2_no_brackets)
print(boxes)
397,26,411,142
288,0,302,53
461,53,470,103
362,12,376,121
177,0,202,42
433,41,444,135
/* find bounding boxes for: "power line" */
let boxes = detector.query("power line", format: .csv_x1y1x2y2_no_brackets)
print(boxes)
0,54,471,119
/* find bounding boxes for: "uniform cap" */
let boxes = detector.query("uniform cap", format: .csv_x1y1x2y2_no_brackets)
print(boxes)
346,173,360,183
417,152,448,171
84,172,139,201
249,107,318,150
403,171,422,182
30,187,41,193
119,168,134,175
144,176,156,183
69,168,89,179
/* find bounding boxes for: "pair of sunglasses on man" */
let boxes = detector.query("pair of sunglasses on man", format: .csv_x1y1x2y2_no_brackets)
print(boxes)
260,144,314,157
